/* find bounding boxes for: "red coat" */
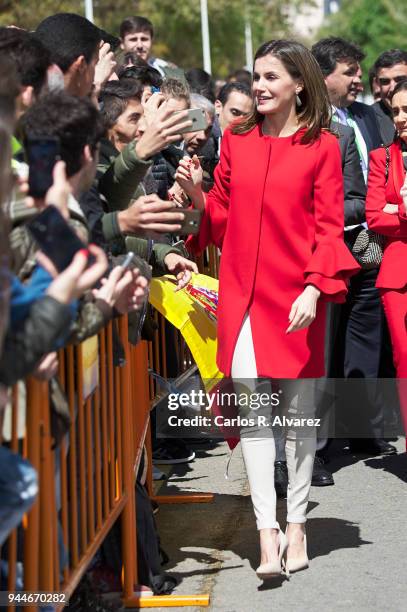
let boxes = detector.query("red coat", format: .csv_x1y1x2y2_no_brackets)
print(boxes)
188,125,360,378
365,140,407,290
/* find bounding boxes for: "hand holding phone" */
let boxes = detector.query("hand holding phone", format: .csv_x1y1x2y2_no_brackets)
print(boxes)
45,244,108,303
174,209,202,235
121,251,135,270
25,136,60,198
170,108,208,134
27,205,89,272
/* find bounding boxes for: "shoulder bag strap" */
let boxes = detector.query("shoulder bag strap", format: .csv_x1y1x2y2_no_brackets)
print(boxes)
385,145,390,183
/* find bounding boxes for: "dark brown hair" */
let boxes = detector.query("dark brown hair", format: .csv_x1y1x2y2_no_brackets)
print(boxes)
390,77,407,102
119,16,154,39
232,39,331,144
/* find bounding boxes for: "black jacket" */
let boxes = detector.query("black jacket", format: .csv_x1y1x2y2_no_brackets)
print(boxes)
372,100,395,146
349,101,382,153
331,122,366,226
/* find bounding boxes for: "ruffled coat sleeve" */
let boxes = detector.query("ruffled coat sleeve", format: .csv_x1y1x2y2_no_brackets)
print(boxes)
186,130,232,254
304,133,360,302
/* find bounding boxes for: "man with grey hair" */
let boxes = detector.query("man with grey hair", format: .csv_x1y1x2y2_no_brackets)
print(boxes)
183,93,215,156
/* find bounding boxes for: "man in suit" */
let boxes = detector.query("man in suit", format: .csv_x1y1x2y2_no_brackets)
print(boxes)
371,49,407,145
311,38,396,458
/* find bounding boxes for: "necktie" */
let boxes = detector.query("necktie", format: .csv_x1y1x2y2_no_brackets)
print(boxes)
334,107,368,181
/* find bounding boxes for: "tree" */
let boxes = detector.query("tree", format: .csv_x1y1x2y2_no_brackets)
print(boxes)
0,0,312,77
317,0,407,76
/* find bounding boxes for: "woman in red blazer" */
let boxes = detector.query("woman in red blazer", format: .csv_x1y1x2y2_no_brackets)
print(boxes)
177,40,359,578
365,79,407,437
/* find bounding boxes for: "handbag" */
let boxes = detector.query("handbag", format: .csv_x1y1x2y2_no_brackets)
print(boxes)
351,146,390,269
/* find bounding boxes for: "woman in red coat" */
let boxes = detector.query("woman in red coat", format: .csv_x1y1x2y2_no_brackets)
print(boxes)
365,79,407,436
177,40,359,578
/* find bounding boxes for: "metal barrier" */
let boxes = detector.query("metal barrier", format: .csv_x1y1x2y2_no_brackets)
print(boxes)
0,320,215,609
0,246,221,610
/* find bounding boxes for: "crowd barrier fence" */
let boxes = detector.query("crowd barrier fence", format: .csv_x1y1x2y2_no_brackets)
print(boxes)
0,245,221,611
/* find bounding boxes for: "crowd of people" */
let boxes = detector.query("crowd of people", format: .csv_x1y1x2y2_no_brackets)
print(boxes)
0,8,407,603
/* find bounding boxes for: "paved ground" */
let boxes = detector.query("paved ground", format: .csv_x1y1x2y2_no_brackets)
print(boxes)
147,437,407,612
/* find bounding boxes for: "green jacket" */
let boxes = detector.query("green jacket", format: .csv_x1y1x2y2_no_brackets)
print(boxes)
97,138,183,275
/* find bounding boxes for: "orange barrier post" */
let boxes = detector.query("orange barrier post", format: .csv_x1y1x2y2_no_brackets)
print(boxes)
2,305,216,611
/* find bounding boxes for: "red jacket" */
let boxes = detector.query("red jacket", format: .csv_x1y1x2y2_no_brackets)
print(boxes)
187,125,359,378
366,140,407,290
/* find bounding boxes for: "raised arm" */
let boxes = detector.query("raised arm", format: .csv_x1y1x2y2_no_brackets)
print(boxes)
185,129,232,254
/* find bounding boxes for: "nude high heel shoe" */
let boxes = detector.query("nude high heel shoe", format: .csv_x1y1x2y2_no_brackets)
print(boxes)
256,530,288,579
284,531,309,576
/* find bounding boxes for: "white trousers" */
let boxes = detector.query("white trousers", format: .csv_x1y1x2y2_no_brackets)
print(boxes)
231,314,316,530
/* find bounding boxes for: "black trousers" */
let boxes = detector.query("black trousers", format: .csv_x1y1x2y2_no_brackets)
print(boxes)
327,229,395,439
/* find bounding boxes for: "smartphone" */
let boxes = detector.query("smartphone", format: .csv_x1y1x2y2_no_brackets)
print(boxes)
25,136,60,198
121,251,135,270
177,209,202,235
27,205,88,272
172,108,208,134
151,86,161,94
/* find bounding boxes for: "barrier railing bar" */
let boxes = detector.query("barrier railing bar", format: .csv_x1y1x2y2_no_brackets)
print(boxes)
23,379,41,601
39,382,54,592
85,395,96,542
114,365,123,498
66,345,79,569
106,323,116,507
59,438,69,584
93,387,103,530
99,330,110,519
159,316,167,380
75,346,88,556
119,316,138,599
55,495,128,612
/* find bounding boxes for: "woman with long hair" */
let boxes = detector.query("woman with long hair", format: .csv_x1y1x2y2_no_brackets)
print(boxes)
365,78,407,437
176,40,359,578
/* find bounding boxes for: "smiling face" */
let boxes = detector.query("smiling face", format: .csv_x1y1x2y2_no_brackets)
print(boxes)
121,30,153,61
252,54,301,118
109,98,144,151
377,63,407,108
324,60,361,108
391,89,407,143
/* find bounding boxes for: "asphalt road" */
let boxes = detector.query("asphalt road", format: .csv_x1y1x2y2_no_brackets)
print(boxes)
151,437,407,612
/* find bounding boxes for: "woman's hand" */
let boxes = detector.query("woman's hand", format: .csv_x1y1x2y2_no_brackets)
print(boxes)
42,244,108,304
93,265,133,310
174,156,205,210
383,203,399,214
400,176,407,214
114,270,150,314
286,285,321,334
168,181,190,208
93,265,149,314
164,253,198,291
